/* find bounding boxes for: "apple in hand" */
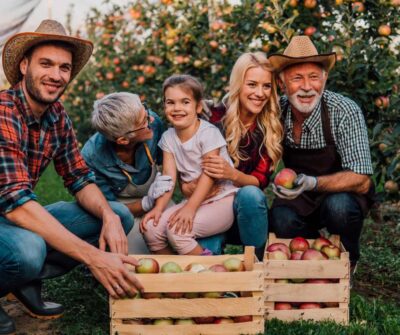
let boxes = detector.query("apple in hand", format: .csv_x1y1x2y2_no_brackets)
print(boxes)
135,258,160,273
274,168,297,189
321,245,341,259
223,257,245,271
289,237,310,252
267,243,291,258
312,237,332,251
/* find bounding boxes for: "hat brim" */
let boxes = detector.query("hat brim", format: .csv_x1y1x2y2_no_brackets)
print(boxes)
268,53,336,73
2,32,93,86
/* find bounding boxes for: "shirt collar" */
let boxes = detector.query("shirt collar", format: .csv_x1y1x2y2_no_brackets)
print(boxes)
13,82,60,127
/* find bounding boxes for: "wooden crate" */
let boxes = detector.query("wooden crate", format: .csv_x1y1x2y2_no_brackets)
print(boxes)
264,233,350,325
110,247,264,335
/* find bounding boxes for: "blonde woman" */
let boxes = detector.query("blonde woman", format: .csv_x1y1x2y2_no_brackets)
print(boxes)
188,52,283,257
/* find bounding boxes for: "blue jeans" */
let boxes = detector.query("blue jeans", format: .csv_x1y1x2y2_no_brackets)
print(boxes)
0,201,133,297
270,192,364,265
199,186,268,255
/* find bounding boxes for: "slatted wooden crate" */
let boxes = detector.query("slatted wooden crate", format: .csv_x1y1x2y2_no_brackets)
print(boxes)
264,233,350,325
110,247,264,335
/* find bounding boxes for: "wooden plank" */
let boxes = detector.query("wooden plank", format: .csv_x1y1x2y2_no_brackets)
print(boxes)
111,297,264,319
264,259,349,279
111,321,264,335
244,246,255,271
129,271,264,292
265,307,349,325
264,283,349,303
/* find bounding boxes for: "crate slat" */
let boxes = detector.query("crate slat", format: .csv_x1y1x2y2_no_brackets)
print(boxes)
264,259,350,279
264,283,349,302
265,308,349,324
111,297,264,318
110,321,264,335
131,271,264,292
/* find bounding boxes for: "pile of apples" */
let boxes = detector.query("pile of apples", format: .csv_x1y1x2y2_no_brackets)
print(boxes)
129,256,253,324
267,236,342,310
267,236,341,261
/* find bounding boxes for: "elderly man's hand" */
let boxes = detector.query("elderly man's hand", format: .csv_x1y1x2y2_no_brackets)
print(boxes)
272,174,318,200
142,172,173,212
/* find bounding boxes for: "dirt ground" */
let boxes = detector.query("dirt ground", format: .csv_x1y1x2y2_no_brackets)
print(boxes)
0,297,57,335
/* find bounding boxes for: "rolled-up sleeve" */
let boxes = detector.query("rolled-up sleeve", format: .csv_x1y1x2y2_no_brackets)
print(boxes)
53,115,95,194
0,107,37,214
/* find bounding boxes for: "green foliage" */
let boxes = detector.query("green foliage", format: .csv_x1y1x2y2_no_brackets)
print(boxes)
64,1,399,196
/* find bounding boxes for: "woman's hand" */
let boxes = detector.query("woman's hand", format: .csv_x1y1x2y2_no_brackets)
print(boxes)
167,204,196,235
140,207,162,233
202,154,236,181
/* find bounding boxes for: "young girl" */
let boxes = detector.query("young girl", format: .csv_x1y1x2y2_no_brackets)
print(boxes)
140,75,237,255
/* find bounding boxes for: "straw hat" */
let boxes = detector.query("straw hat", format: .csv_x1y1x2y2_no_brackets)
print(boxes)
268,35,336,73
2,19,93,86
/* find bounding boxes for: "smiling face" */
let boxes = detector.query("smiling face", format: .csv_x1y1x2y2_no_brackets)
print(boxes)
20,44,72,112
164,85,202,132
239,66,272,118
280,62,327,115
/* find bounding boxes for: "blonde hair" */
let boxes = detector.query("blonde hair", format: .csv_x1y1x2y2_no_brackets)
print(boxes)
223,52,283,170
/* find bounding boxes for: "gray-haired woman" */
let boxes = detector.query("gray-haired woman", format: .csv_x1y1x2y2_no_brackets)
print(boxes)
81,92,173,254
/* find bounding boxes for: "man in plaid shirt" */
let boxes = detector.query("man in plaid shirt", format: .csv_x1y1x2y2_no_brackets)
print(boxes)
268,36,374,272
0,20,142,335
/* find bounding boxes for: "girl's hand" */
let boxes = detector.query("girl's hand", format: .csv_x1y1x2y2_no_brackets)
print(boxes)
140,208,162,233
181,178,221,199
202,155,236,181
167,205,196,235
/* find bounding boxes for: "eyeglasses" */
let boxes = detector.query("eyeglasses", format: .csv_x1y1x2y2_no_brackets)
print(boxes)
124,103,151,136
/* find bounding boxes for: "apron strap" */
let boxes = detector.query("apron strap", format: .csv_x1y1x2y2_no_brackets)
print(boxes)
321,98,335,146
121,142,155,183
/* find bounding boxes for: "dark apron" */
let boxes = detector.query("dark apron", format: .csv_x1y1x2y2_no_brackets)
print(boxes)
273,98,374,217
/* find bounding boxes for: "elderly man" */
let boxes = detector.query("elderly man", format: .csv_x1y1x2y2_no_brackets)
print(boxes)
269,36,374,269
0,20,143,335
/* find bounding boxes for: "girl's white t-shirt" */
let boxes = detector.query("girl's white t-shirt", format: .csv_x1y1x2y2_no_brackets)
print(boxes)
158,119,237,202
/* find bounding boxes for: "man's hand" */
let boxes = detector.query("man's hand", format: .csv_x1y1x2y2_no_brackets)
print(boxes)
99,212,128,255
272,174,318,200
142,172,173,212
87,250,144,299
168,204,196,235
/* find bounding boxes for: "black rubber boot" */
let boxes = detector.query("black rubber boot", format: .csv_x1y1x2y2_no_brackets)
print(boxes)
0,305,15,335
11,251,79,320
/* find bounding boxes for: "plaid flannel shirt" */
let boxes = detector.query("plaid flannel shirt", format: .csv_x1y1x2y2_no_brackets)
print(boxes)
0,83,94,214
281,90,373,175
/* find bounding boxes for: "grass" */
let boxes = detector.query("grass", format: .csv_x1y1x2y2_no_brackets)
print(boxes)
36,164,400,334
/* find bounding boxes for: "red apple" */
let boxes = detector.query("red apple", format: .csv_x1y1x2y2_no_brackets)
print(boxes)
208,264,228,272
305,279,331,283
269,250,289,260
321,245,341,259
301,249,328,260
274,168,297,189
194,316,215,324
142,292,163,299
378,24,391,36
290,251,303,260
175,318,195,325
352,1,365,12
289,237,310,252
304,26,317,36
185,263,206,273
223,257,245,271
299,302,322,309
161,261,183,273
232,315,253,323
214,317,234,324
267,243,291,258
275,302,292,310
312,237,332,251
135,258,160,273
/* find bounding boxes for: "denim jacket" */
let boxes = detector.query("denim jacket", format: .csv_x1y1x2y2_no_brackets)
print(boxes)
81,111,164,201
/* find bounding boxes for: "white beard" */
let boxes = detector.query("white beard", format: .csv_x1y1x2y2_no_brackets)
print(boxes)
288,89,323,114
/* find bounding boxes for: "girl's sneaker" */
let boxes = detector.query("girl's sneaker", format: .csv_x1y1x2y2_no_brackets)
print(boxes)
200,248,213,256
